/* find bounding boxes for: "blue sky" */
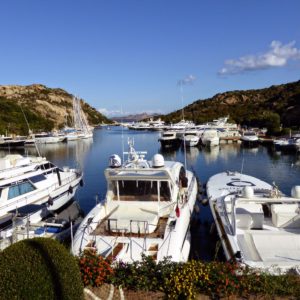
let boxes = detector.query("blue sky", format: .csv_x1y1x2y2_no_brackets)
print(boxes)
0,1,300,117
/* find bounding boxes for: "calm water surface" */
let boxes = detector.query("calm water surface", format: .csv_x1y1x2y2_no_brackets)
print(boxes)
2,126,300,260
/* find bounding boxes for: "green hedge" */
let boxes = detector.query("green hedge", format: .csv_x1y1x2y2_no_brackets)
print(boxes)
0,238,83,300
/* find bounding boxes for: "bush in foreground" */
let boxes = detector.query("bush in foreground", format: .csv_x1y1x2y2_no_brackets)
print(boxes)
0,238,84,300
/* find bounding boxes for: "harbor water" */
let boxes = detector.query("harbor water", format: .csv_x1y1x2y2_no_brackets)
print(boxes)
2,126,300,260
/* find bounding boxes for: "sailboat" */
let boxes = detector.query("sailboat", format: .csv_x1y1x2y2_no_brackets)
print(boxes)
64,97,94,141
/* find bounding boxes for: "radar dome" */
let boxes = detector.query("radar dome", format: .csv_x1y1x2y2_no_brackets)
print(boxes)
109,154,121,168
152,154,164,168
242,186,254,199
291,186,300,199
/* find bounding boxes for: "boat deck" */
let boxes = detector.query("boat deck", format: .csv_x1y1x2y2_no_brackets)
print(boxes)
91,217,168,238
237,228,300,265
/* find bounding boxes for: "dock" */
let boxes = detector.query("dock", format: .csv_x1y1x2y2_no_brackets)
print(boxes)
219,137,241,144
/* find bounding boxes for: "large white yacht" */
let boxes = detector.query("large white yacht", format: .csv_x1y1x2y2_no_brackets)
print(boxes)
73,140,198,263
0,154,83,226
207,171,300,274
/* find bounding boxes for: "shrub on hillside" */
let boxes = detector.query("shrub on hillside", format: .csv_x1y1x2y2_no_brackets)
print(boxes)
0,238,84,300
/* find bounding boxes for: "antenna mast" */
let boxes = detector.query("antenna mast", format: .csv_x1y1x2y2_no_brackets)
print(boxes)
19,105,41,157
180,82,187,170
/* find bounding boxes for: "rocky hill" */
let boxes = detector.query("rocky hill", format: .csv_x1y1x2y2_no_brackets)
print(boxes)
163,80,300,131
0,84,111,135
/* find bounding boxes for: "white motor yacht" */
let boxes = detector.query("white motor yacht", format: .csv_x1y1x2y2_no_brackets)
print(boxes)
72,140,198,263
207,171,300,274
0,154,83,226
201,129,220,147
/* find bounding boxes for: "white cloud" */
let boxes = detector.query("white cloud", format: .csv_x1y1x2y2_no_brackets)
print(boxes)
219,40,300,75
177,74,196,86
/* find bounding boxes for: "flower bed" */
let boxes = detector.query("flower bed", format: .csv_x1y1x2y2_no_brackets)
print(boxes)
78,254,300,299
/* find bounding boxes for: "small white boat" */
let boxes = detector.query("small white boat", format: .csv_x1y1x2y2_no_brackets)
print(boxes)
72,140,198,263
207,171,300,274
179,130,200,147
241,131,259,146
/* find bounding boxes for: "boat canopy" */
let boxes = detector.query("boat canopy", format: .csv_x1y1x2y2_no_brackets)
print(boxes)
106,169,172,181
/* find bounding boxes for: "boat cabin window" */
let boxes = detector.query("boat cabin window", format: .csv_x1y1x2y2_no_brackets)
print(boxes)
112,180,171,201
39,162,56,170
29,174,47,183
7,181,36,200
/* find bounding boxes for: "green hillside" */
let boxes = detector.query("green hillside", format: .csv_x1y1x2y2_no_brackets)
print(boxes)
163,80,300,133
0,84,111,135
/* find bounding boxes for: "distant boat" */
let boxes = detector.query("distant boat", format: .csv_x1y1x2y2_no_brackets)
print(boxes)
178,130,201,147
158,130,181,148
71,96,94,139
201,129,220,147
32,132,66,144
241,131,259,146
0,136,25,149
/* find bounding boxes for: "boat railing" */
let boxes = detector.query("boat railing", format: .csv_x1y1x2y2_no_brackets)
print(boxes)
187,175,196,200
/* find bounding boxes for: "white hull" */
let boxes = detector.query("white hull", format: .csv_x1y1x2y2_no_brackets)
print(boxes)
202,136,220,147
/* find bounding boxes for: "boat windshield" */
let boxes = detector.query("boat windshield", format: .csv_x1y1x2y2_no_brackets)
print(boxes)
112,180,171,202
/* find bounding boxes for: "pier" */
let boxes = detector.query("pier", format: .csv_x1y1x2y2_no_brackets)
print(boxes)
219,137,241,144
